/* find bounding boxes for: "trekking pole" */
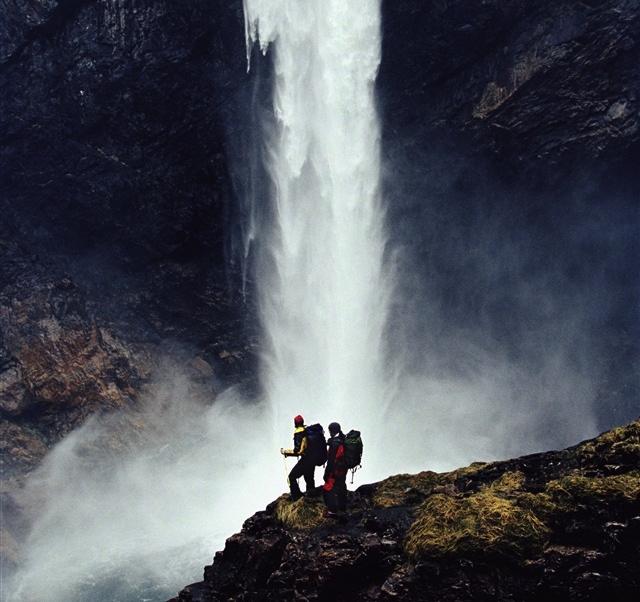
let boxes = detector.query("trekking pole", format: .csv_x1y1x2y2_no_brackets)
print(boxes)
283,454,289,486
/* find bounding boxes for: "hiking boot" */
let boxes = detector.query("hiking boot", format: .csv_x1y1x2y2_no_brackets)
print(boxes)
324,510,339,519
290,492,303,502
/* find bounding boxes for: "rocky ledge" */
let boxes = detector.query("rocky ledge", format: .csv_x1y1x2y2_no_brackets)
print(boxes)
171,420,640,601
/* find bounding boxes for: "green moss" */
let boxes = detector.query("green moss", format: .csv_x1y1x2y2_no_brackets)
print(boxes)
577,420,640,465
399,421,640,562
373,471,442,508
486,470,526,494
444,462,489,482
372,463,491,509
274,495,326,529
404,486,549,560
546,471,640,509
404,463,640,562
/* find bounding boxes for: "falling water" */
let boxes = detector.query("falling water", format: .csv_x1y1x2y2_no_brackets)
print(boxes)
243,1,394,474
4,2,611,601
6,6,394,601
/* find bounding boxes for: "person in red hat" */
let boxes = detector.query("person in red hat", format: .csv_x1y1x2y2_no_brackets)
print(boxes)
280,414,316,501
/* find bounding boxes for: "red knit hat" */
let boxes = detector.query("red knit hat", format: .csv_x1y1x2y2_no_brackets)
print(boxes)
294,415,304,426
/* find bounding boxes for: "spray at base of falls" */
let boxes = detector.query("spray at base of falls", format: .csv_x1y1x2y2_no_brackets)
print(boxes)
6,2,604,600
243,0,397,480
7,6,395,600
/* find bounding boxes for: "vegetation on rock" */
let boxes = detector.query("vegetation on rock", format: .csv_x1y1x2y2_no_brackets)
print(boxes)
404,472,549,560
274,494,326,530
173,419,640,601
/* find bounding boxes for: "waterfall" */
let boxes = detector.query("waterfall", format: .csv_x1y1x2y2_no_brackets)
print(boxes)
243,1,393,474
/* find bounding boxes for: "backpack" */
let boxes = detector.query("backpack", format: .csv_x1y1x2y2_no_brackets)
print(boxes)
305,424,328,466
343,430,363,469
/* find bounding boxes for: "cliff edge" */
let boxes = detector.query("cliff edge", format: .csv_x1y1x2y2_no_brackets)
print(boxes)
171,420,639,601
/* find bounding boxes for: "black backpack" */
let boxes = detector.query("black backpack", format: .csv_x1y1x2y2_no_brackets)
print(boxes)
305,424,328,466
343,430,363,469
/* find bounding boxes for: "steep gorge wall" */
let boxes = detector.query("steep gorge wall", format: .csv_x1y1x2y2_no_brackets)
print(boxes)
0,0,252,482
0,2,252,570
379,0,640,432
0,0,638,573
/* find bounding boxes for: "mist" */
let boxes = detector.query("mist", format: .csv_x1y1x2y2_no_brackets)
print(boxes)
379,132,637,467
4,1,638,601
6,367,283,601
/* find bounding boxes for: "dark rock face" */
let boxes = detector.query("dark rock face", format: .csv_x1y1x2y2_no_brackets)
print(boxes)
1,0,245,265
0,0,254,477
379,0,640,430
0,0,254,573
0,0,253,356
0,240,151,473
380,0,639,166
0,0,638,590
171,421,640,601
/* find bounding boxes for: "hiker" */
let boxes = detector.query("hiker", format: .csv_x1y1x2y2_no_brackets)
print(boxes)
280,414,317,501
323,422,347,516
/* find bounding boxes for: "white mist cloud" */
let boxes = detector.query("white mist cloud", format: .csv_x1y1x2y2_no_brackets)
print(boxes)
7,367,284,602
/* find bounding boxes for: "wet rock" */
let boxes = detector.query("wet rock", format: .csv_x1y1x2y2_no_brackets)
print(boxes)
0,364,27,415
1,248,148,429
0,0,255,389
381,0,639,169
188,356,215,380
171,421,640,601
0,421,48,475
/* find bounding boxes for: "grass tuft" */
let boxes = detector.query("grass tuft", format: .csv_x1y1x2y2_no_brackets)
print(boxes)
404,464,640,562
546,471,640,509
446,462,489,481
373,471,442,508
577,420,640,465
405,485,549,560
487,470,526,494
274,494,326,529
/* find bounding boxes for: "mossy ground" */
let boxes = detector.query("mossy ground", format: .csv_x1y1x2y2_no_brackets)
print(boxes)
546,470,640,509
576,420,640,466
404,464,640,561
273,420,640,559
274,494,326,529
404,472,549,560
401,420,639,560
372,471,442,507
446,462,489,481
372,463,490,508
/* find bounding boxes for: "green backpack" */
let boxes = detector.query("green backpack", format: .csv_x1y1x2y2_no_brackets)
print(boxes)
343,430,363,469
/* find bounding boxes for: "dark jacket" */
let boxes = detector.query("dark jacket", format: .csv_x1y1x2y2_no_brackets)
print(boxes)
325,433,346,479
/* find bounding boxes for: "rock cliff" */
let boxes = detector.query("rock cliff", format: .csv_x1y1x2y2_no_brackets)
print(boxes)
381,0,639,168
2,0,638,490
171,420,640,601
0,1,255,573
0,0,638,588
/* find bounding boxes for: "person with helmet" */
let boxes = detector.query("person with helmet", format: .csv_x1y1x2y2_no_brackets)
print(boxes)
323,422,347,517
281,414,317,501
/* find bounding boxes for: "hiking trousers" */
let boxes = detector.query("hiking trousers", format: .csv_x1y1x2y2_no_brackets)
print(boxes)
323,474,347,513
289,456,315,496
